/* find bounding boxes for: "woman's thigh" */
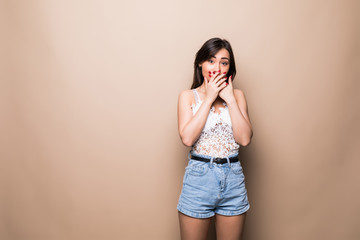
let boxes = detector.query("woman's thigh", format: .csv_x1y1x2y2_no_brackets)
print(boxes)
178,211,212,240
215,213,247,240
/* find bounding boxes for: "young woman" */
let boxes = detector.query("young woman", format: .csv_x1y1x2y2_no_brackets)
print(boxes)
177,38,253,240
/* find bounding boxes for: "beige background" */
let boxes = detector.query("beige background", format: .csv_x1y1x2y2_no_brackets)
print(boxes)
1,0,360,239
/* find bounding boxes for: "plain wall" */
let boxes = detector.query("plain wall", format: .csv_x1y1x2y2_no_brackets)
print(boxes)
1,0,360,239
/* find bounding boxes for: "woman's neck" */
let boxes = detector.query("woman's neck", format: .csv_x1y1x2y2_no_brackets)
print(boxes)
197,82,206,93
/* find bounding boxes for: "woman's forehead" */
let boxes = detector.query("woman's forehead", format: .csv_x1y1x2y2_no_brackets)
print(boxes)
211,49,230,59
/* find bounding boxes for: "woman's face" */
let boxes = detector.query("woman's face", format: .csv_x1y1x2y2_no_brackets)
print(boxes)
200,48,230,82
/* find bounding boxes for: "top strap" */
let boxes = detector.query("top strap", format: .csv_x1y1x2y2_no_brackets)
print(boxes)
192,89,201,104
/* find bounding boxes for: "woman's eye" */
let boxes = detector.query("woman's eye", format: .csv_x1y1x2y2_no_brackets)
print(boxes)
208,59,214,63
222,62,229,66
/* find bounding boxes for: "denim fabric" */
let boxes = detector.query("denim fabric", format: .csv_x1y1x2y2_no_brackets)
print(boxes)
177,151,250,218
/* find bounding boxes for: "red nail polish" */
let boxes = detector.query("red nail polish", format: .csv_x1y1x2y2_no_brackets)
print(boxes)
209,74,212,77
208,71,211,73
223,72,226,74
218,70,221,72
213,71,216,74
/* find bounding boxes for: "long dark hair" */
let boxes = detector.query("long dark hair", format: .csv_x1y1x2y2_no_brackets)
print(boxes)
191,38,236,89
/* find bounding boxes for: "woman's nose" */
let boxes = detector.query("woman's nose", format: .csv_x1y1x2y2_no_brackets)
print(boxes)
213,65,220,72
215,63,223,72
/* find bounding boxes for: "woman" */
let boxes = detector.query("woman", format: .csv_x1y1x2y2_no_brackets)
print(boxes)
177,38,253,240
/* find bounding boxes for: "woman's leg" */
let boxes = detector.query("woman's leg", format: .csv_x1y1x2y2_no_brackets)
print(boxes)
178,211,212,240
215,212,247,240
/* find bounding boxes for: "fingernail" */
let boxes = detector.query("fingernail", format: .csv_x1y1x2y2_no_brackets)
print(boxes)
213,71,216,74
230,75,232,78
226,83,228,85
209,74,212,77
208,71,211,73
223,72,226,74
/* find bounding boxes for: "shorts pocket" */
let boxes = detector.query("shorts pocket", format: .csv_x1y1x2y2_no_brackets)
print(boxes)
231,163,243,175
186,161,209,176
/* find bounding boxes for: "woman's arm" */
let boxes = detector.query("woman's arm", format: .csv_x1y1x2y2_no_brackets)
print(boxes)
177,90,213,146
178,73,228,146
227,89,253,146
218,76,253,146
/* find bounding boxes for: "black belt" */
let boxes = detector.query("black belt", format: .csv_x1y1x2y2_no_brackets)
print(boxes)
190,154,239,164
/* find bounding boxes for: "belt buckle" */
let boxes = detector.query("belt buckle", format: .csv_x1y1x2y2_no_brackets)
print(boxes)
214,157,222,164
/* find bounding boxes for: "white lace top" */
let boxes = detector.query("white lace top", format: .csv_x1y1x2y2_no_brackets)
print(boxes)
191,89,240,158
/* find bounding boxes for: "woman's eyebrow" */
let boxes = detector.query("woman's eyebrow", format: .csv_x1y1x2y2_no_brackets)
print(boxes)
210,55,229,60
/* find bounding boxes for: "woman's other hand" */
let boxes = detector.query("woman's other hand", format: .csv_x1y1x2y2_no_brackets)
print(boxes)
204,71,228,103
219,75,235,103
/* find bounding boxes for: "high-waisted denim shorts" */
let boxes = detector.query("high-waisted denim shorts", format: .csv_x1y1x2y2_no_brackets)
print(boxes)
177,151,250,218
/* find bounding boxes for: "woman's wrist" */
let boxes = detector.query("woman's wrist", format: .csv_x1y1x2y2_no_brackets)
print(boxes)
203,98,214,108
225,96,237,106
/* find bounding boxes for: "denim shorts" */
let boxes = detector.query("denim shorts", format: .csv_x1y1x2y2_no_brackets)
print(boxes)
177,151,250,218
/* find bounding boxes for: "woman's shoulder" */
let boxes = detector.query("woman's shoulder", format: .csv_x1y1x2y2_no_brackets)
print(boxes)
179,89,194,95
178,89,194,100
233,88,249,106
233,88,246,99
233,88,244,94
178,89,195,104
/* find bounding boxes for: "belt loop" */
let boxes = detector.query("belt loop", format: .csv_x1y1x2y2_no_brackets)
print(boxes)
210,156,214,169
226,156,232,169
188,151,192,161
